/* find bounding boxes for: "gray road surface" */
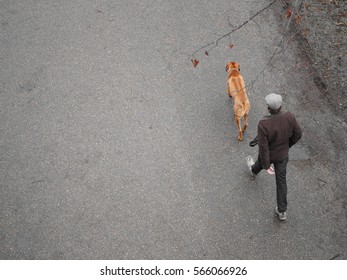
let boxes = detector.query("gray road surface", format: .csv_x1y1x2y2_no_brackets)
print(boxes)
1,0,346,259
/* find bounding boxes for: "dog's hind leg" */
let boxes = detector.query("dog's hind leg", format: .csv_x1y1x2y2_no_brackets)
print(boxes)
235,115,243,141
243,113,248,132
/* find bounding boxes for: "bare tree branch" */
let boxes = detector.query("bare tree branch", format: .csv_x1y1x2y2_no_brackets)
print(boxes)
190,0,279,58
190,0,325,100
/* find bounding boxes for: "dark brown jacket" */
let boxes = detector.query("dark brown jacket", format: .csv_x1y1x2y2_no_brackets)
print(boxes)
258,111,302,169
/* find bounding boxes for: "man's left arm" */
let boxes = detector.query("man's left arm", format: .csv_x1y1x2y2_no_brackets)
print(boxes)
289,114,302,147
258,123,271,170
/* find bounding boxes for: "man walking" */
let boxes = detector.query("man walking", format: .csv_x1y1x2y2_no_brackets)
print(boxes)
247,93,302,221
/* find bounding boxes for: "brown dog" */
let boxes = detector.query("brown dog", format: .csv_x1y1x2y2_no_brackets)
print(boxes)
226,62,250,141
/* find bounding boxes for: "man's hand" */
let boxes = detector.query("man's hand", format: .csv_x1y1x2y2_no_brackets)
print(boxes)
266,164,275,175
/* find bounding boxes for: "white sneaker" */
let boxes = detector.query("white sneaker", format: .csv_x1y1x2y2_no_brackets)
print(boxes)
246,156,255,176
275,207,286,221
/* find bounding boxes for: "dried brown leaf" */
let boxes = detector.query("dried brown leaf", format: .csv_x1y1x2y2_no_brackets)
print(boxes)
285,8,292,19
295,15,302,24
191,58,199,68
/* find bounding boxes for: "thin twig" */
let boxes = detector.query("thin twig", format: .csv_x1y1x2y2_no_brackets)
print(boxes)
190,0,279,57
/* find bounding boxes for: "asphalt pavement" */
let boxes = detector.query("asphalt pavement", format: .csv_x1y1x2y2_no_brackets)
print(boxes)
1,0,346,259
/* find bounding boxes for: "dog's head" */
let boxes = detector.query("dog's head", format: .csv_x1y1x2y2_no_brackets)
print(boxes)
225,62,240,73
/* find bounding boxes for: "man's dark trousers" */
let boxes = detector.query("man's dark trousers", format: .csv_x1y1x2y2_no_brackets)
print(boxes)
251,156,289,213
